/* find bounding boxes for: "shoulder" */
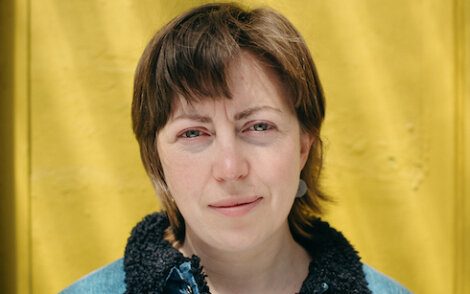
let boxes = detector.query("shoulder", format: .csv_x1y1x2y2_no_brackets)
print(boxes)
363,264,412,293
60,259,126,294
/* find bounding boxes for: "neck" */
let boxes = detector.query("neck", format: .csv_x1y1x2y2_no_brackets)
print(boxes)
180,222,311,294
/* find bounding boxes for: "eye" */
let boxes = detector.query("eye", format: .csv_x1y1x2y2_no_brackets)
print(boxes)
250,122,271,132
180,129,204,138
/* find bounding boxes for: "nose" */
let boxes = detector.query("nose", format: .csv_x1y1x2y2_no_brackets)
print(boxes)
212,140,249,182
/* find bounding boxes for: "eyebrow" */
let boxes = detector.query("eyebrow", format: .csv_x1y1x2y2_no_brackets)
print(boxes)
172,113,212,123
234,106,282,120
172,105,282,122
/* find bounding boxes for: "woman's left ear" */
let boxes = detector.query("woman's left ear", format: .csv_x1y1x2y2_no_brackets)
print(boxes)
299,131,314,169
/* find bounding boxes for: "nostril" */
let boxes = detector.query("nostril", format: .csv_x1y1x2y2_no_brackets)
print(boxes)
212,147,249,182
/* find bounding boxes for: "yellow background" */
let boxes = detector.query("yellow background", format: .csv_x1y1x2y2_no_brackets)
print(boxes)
1,0,469,293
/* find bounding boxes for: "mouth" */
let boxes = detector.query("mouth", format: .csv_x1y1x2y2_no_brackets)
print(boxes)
208,196,263,217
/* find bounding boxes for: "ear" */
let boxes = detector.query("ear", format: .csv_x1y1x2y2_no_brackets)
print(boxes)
299,131,314,170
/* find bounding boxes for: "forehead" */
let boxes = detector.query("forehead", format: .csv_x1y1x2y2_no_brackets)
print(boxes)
171,52,293,117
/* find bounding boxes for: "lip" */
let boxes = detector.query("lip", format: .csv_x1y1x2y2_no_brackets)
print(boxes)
208,196,263,217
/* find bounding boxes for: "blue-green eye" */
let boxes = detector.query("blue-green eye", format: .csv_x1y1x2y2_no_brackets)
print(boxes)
252,122,270,131
182,130,201,138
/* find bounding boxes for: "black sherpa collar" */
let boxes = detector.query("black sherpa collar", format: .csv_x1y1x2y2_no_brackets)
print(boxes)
124,212,371,294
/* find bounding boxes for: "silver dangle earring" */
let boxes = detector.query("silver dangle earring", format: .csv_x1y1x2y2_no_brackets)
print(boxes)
296,179,307,198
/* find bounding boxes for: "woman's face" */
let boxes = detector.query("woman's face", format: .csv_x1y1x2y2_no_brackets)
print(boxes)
157,52,313,252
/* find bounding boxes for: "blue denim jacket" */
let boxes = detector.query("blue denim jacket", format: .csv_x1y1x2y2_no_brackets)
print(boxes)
61,258,411,293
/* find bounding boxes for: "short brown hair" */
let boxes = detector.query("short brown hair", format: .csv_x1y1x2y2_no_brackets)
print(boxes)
132,2,328,243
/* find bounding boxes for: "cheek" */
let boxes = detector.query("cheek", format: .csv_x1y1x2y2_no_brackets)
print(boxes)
252,137,302,193
260,136,301,171
158,148,209,201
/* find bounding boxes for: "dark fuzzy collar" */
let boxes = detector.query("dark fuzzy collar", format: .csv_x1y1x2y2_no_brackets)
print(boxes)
123,212,371,294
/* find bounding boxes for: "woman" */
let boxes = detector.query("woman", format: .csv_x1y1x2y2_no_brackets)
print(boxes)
62,3,410,293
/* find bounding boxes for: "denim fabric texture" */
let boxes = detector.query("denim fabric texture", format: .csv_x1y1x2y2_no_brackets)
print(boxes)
164,261,200,294
363,265,412,294
60,259,125,294
60,258,411,293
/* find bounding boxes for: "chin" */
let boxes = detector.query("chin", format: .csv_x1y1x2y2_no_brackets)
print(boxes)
209,231,266,253
205,218,279,253
185,211,289,253
184,220,261,253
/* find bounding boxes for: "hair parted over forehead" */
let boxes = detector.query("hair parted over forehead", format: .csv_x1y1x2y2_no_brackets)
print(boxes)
132,2,329,244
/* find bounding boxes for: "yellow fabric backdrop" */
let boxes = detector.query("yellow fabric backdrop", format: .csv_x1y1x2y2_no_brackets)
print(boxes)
2,0,469,293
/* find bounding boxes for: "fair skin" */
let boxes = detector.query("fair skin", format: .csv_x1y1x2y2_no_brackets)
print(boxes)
157,52,314,294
